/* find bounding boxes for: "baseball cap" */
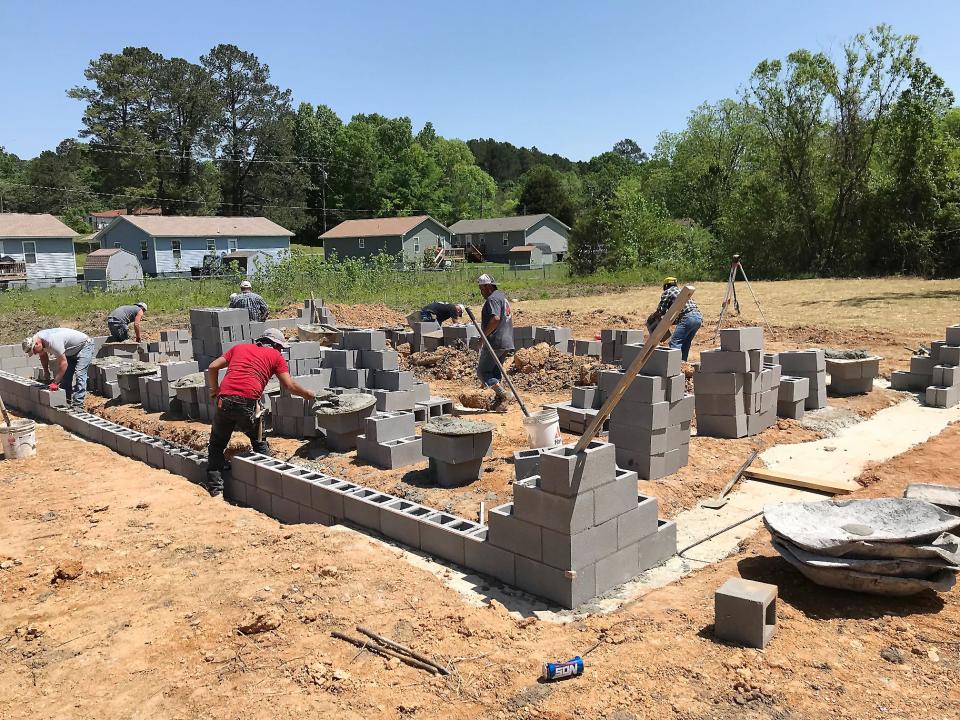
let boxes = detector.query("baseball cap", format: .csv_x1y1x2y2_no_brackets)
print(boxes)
257,327,290,349
22,336,38,355
477,273,496,286
240,280,252,289
136,302,147,311
455,304,465,315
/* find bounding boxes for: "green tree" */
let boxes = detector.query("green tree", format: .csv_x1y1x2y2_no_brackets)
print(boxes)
518,165,582,225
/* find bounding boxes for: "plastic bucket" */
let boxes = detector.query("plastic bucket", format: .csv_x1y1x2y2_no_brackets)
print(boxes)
1,418,37,460
523,408,562,449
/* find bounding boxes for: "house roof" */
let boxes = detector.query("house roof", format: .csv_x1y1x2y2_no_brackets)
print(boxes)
0,213,77,238
448,213,570,234
509,245,538,253
90,207,161,218
84,248,126,270
320,215,446,239
98,215,294,240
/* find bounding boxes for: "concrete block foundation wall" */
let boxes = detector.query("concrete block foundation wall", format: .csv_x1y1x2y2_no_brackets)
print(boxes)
893,324,960,408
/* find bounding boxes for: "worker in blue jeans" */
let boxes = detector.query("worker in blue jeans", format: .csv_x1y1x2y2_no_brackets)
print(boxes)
650,277,702,361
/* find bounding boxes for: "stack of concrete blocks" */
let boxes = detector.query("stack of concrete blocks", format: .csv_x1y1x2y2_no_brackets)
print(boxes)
409,319,440,353
693,328,780,438
141,361,201,414
98,341,144,359
299,298,336,326
553,384,605,435
384,326,413,349
535,326,572,352
924,325,960,408
315,400,378,452
88,360,126,399
569,338,601,357
422,425,493,487
605,346,693,478
513,326,538,350
270,373,332,438
285,340,325,377
600,329,645,363
825,356,881,396
0,343,42,379
189,308,252,370
778,350,827,410
776,376,809,420
174,368,224,421
139,330,194,363
117,367,159,405
0,370,66,416
487,440,676,607
356,411,424,469
441,323,481,350
264,317,300,331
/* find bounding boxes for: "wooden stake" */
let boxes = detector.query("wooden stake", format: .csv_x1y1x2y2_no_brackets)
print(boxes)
356,626,450,675
331,631,440,675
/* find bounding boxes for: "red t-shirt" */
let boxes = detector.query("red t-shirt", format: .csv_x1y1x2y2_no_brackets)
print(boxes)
217,344,289,400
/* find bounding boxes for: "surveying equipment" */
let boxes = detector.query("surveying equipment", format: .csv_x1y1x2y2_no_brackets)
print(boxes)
716,254,767,338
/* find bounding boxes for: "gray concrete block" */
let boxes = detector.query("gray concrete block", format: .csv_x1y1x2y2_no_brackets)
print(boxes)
308,477,352,518
333,367,371,388
609,399,670,431
571,385,598,410
758,388,778,413
926,385,960,408
696,413,748,439
608,424,668,455
596,541,640,593
357,435,424,469
324,429,362,452
779,349,825,373
776,398,805,420
693,371,743,395
933,365,959,387
638,519,677,571
342,330,386,351
513,476,595,534
298,505,335,525
747,409,776,436
666,422,691,449
541,516,618,570
280,467,318,506
669,394,695,425
342,487,393,531
694,393,747,417
539,441,617,497
514,555,596,609
714,577,777,649
245,485,273,515
463,529,516,585
487,503,542,560
322,349,357,369
621,345,681,377
419,512,481,565
699,350,750,374
379,499,428,547
938,345,960,366
271,495,301,524
946,325,960,346
513,448,543,481
719,327,763,352
829,376,874,395
664,374,685,402
594,468,639,525
255,459,293,495
429,457,483,487
778,376,809,402
224,476,248,505
616,495,659,549
359,349,399,371
373,370,414,391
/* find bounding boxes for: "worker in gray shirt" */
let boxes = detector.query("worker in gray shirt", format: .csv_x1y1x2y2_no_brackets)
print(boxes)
22,328,95,408
477,273,515,411
107,302,147,342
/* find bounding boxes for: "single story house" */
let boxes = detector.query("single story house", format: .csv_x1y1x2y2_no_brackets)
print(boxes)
0,213,78,289
508,243,554,269
88,207,161,231
92,216,293,277
448,213,570,263
320,216,450,264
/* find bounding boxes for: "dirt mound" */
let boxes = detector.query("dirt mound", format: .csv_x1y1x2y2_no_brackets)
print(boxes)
508,343,612,392
408,345,478,381
458,389,494,409
327,303,405,329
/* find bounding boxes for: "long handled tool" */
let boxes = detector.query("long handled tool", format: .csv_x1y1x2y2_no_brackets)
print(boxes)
0,392,11,428
464,306,530,417
572,285,695,453
701,447,759,509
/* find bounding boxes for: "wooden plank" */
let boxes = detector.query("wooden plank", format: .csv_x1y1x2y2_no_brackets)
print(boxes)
743,468,860,495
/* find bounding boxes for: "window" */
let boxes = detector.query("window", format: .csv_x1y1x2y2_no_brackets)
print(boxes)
465,234,472,243
23,241,37,264
228,238,237,253
139,239,149,260
0,241,4,255
358,238,365,249
413,236,420,253
114,242,121,249
172,240,182,259
206,239,216,252
502,232,509,247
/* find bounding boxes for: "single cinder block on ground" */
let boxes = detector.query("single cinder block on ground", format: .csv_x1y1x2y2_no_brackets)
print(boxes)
926,385,960,408
714,577,777,649
719,327,763,352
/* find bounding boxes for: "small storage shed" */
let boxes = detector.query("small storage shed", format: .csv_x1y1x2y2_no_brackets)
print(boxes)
508,244,545,269
82,248,144,291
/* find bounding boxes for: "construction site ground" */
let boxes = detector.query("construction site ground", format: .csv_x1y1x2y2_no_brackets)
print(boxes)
2,277,959,718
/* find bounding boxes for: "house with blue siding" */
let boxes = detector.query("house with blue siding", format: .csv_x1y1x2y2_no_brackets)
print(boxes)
449,214,570,263
92,216,293,277
0,213,78,289
320,215,450,264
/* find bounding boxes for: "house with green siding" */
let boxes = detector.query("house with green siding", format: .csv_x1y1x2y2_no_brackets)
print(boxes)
320,216,450,264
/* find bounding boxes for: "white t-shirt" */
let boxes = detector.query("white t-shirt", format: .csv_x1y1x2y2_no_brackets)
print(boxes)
36,328,90,359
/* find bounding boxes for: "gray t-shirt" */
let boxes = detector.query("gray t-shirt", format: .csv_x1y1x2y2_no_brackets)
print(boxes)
481,289,514,350
36,328,91,359
109,305,141,324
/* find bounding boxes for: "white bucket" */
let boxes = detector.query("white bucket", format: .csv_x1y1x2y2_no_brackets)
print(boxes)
1,419,37,460
522,408,562,449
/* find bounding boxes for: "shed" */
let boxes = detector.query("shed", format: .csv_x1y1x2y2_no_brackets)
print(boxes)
508,245,545,269
82,248,144,291
0,213,78,289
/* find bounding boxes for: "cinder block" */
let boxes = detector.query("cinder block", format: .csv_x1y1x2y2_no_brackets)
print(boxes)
160,361,199,383
778,376,809,402
298,506,335,525
694,393,748,417
539,441,617,497
541,516,618,570
245,484,273,515
513,555,596,608
830,376,874,395
638,519,677,571
668,394,695,424
513,448,543,481
596,541,640,593
419,512,481,565
571,385,598,410
463,529,516,585
939,345,960,366
616,495,659,549
664,374,685,402
359,349,399,371
270,495,301,524
777,398,805,420
373,370,414,391
487,503,542,561
309,477,352,518
342,330,386,351
696,413,748,439
322,349,357,369
593,468,639,525
379,499,428,547
332,367,371,388
747,409,776,435
609,400,670,431
666,422,691,449
513,476,595,534
714,577,777,649
926,385,960,408
699,350,750,374
280,467,317,506
342,487,393,531
365,411,416,444
621,345,681,378
719,327,763,352
255,459,293,495
933,365,959,388
609,424,668,455
946,325,960,346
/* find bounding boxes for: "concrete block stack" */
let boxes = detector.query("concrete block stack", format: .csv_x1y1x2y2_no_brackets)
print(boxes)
569,338,601,357
285,340,325,376
270,374,332,438
441,323,481,350
409,319,440,352
356,411,424,469
486,440,676,607
600,329,645,363
89,357,142,399
535,326,572,351
116,364,160,405
0,342,41,378
824,354,881,396
925,325,960,408
606,346,693,478
139,330,194,363
140,361,200,413
778,350,827,410
189,308,252,370
174,369,224,421
513,326,538,349
299,298,336,326
421,419,494,487
776,376,809,420
694,327,780,438
552,383,605,434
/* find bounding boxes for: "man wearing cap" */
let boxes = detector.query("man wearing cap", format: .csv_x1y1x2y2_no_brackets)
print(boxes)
649,277,702,361
477,273,515,411
203,328,316,497
419,302,465,325
229,280,268,322
23,328,96,409
106,302,147,343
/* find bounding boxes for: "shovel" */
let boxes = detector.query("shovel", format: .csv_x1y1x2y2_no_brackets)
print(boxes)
0,392,11,428
463,307,530,417
701,448,759,509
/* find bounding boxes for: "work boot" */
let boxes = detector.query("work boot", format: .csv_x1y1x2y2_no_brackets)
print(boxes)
252,439,272,457
204,470,224,498
489,384,510,413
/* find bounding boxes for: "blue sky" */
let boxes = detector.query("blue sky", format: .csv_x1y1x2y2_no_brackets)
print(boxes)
2,0,959,161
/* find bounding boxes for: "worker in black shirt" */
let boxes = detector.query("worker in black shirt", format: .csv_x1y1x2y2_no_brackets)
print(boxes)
419,302,465,325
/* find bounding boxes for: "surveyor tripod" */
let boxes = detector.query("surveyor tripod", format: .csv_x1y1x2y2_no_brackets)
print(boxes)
715,254,767,338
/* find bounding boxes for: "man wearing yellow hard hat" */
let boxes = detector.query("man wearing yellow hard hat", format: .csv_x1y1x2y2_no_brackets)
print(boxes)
648,276,702,360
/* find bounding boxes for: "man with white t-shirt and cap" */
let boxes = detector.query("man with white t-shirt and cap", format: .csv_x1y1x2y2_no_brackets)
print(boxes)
22,328,96,408
476,273,515,411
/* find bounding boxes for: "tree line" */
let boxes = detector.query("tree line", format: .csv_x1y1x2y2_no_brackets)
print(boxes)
0,25,958,277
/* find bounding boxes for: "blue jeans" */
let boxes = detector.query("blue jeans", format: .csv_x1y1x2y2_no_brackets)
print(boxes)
61,340,95,407
478,347,510,387
107,319,129,341
669,312,702,361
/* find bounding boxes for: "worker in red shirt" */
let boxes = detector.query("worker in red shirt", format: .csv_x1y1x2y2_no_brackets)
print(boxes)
204,328,317,497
